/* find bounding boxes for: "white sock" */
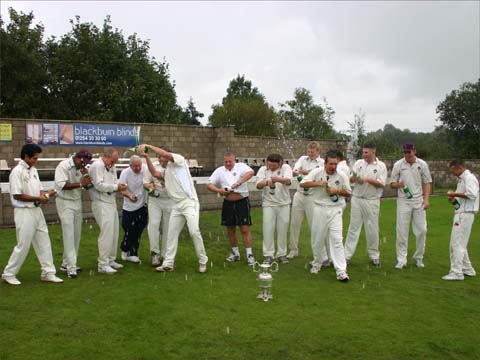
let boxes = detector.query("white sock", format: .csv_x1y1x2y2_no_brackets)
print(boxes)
232,247,240,256
246,247,253,256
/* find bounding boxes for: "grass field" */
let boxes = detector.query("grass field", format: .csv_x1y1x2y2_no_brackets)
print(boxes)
1,196,479,360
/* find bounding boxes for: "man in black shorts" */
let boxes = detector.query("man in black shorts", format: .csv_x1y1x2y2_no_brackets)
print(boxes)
207,152,256,265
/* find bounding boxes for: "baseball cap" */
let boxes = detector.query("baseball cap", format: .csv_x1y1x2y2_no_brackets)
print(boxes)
402,143,416,152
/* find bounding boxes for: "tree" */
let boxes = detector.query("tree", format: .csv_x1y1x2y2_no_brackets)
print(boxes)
45,16,178,122
279,88,336,139
208,75,277,136
0,8,49,118
436,80,480,158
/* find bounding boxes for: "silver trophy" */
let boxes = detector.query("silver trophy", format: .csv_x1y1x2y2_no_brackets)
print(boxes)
253,261,279,302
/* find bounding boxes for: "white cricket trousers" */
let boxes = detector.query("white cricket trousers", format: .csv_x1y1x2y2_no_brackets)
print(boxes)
449,212,475,275
2,207,56,277
162,198,208,267
147,197,171,257
92,200,119,266
344,197,380,260
289,192,314,254
56,197,83,271
396,199,427,264
263,205,290,258
311,205,347,275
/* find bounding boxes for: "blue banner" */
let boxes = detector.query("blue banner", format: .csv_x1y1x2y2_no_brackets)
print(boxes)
26,123,141,146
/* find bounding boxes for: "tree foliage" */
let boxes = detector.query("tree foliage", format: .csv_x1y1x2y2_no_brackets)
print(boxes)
208,75,277,136
0,8,48,118
1,9,186,124
436,80,480,158
279,88,336,139
362,124,455,160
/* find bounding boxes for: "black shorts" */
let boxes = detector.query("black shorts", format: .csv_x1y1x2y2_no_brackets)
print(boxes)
221,197,252,227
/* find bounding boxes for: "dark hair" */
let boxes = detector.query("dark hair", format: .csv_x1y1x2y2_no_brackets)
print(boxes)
266,153,283,163
449,159,464,168
324,150,338,163
21,144,42,159
363,143,376,150
335,150,344,161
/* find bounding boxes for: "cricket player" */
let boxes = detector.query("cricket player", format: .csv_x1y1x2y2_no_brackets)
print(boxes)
256,153,292,264
144,148,172,266
288,141,324,259
390,143,432,269
139,144,208,273
54,149,93,278
207,152,256,265
2,144,63,285
344,143,387,266
89,148,127,274
442,159,479,280
301,150,351,282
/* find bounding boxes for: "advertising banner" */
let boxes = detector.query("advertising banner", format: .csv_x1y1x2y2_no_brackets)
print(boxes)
26,123,141,146
0,124,12,142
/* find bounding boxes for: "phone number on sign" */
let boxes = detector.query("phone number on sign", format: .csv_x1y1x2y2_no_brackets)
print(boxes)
75,135,107,142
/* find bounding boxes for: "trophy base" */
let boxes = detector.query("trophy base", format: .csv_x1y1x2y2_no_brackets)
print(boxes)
257,292,273,302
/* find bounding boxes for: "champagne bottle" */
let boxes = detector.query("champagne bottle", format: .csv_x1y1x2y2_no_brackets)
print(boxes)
326,176,339,202
452,198,461,210
144,186,160,198
402,185,413,199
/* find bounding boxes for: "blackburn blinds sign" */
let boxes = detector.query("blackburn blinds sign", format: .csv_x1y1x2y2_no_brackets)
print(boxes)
26,123,141,146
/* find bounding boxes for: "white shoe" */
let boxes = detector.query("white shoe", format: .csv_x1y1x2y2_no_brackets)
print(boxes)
310,265,321,274
98,265,117,274
156,264,174,272
226,252,240,262
121,251,128,261
442,272,464,281
61,265,82,272
372,258,381,267
247,254,256,266
125,256,141,263
463,269,476,277
67,270,77,279
41,274,64,283
337,272,349,282
287,251,298,259
2,275,21,286
414,259,425,268
151,253,161,266
110,261,124,270
395,262,407,269
199,263,207,273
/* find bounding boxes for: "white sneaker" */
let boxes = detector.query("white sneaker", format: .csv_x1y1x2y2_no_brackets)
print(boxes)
156,264,174,272
226,252,240,262
372,258,381,267
98,265,117,274
395,262,407,269
310,265,321,274
121,251,128,261
247,254,256,266
2,275,21,286
442,272,464,281
110,261,124,270
125,256,141,263
463,269,476,277
414,259,425,268
199,263,207,273
67,270,77,279
287,251,298,259
151,253,161,266
337,272,349,282
41,274,64,283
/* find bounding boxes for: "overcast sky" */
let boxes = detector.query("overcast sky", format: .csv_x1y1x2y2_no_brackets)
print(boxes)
2,1,479,132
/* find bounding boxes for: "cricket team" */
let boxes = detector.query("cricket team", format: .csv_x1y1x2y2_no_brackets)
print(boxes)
1,141,478,285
